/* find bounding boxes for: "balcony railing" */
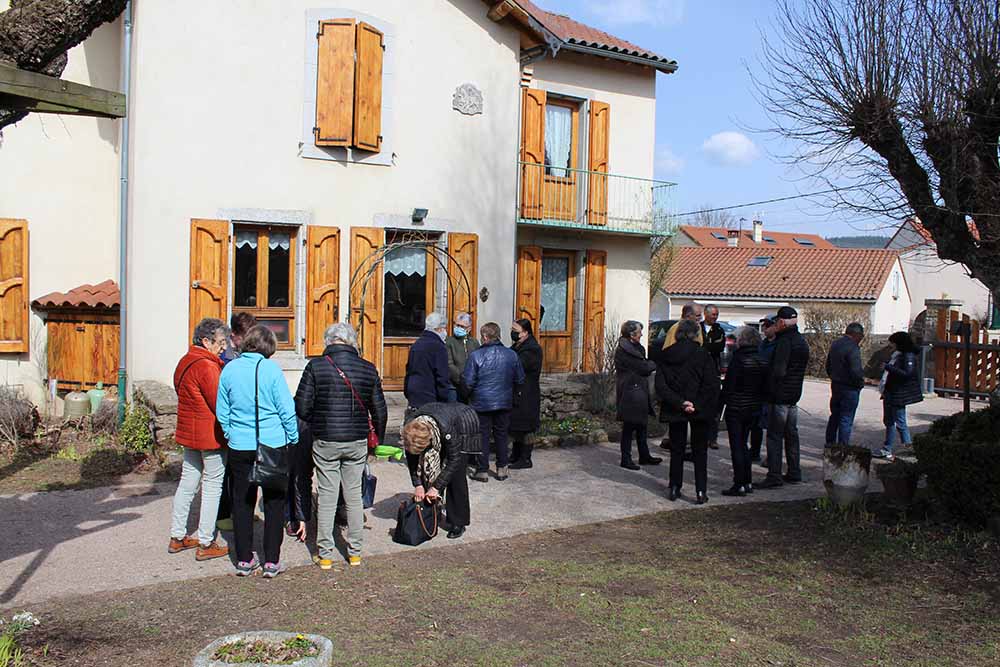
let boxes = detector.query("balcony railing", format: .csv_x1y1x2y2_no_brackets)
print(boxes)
517,161,675,236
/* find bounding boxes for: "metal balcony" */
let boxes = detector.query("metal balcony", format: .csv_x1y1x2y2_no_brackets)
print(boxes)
517,161,675,237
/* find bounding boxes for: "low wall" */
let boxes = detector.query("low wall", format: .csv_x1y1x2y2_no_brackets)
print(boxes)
133,380,178,445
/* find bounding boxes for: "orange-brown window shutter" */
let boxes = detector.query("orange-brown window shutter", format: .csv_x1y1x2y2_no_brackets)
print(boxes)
189,219,230,338
352,22,384,153
447,233,478,332
582,249,608,372
315,19,356,147
349,227,384,369
587,101,610,226
515,245,543,331
305,226,341,357
520,88,546,219
0,219,29,354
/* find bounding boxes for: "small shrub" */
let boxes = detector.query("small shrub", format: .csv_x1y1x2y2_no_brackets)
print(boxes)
118,403,153,454
0,386,40,450
539,416,602,436
213,635,319,664
914,405,1000,527
90,401,118,435
801,305,874,378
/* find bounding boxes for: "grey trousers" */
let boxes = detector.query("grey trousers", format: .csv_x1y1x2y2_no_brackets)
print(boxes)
313,437,367,559
765,404,801,482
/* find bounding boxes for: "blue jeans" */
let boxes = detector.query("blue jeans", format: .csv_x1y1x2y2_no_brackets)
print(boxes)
825,385,861,445
882,402,912,453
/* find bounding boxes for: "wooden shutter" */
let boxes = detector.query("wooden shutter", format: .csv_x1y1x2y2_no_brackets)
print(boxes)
189,219,229,338
0,219,29,354
353,22,384,153
350,227,384,369
582,249,608,372
587,100,610,226
305,226,341,357
520,88,546,219
515,245,543,331
314,19,356,147
447,233,478,332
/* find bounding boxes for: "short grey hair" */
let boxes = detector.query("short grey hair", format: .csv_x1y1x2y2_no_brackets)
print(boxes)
455,312,472,326
736,325,762,349
675,319,701,342
620,320,643,338
425,312,447,331
324,322,358,349
192,318,229,347
845,322,865,337
704,304,719,316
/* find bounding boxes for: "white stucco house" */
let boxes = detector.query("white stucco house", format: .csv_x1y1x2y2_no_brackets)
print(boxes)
0,0,677,402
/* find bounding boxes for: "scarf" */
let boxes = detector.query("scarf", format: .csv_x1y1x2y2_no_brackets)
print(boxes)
401,415,443,486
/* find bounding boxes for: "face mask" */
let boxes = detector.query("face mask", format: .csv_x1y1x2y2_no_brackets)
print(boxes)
453,326,467,338
510,330,521,343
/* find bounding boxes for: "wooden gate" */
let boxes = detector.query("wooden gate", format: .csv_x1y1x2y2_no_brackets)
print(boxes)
932,311,1000,397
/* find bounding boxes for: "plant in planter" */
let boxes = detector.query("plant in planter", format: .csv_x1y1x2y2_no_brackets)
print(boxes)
875,459,921,506
193,632,333,667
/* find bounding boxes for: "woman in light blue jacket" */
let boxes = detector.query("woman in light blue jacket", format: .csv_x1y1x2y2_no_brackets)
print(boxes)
217,325,298,577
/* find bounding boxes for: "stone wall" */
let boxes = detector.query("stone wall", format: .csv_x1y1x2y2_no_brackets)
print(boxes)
539,374,593,421
133,380,178,445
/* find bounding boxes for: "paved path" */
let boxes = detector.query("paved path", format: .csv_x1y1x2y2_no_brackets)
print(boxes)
0,381,962,607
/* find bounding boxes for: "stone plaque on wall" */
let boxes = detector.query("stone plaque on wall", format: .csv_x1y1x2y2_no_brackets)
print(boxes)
452,83,483,115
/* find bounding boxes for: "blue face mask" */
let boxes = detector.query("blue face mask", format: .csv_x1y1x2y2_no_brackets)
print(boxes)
453,326,467,338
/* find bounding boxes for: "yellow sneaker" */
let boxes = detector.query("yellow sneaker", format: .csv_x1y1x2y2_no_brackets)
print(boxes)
312,555,334,570
348,556,361,567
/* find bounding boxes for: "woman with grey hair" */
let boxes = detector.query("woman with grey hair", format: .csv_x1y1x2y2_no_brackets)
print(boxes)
295,321,387,570
654,319,720,504
168,317,231,561
719,326,769,496
614,320,660,470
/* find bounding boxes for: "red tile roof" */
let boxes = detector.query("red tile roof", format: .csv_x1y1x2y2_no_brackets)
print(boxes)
678,225,834,249
661,248,900,301
32,280,120,310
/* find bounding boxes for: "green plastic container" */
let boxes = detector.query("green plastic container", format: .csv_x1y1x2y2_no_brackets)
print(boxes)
86,381,106,414
372,445,403,461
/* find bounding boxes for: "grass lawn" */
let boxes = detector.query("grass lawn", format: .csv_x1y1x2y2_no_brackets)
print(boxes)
9,499,999,666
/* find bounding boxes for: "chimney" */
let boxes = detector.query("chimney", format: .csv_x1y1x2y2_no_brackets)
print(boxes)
727,229,740,247
752,218,763,244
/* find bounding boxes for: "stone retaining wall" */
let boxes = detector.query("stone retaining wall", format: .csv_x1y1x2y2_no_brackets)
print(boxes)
539,373,594,421
133,380,178,445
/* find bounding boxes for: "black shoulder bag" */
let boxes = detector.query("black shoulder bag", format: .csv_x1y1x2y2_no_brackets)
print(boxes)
247,359,290,491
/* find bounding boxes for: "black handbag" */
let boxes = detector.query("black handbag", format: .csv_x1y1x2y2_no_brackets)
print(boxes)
247,359,290,491
392,498,440,546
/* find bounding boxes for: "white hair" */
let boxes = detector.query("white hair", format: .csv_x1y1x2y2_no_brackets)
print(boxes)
324,322,359,349
425,312,447,331
455,312,472,326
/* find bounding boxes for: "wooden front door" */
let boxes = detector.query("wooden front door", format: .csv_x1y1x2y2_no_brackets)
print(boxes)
381,236,437,391
538,250,576,372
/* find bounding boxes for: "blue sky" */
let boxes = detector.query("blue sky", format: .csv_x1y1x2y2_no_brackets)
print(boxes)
534,0,890,238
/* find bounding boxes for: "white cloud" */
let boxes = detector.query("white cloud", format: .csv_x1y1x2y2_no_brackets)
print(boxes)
655,147,685,177
700,131,760,167
584,0,685,27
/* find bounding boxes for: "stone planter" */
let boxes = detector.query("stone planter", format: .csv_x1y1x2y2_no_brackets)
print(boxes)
875,460,920,506
193,632,333,667
822,445,872,507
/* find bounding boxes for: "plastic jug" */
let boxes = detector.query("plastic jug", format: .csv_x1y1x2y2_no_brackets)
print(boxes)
64,392,91,419
87,382,106,414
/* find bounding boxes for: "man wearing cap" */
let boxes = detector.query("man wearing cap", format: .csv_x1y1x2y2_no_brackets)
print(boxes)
757,306,810,488
749,316,777,463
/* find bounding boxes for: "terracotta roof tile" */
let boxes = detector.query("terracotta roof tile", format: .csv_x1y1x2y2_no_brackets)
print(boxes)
32,280,120,310
662,248,899,301
678,225,834,249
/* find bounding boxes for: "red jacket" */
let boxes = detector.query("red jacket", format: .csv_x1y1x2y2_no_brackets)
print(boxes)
173,346,226,450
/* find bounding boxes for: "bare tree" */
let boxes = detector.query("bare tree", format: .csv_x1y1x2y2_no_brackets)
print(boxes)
0,0,128,130
689,205,740,229
755,0,1000,293
648,238,674,300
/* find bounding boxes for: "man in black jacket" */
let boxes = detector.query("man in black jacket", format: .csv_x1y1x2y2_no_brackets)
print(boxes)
702,304,726,449
757,306,810,489
825,322,865,446
404,313,451,410
295,322,388,569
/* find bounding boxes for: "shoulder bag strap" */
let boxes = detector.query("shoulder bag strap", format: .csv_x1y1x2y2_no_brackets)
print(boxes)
174,357,211,394
326,356,374,431
254,359,263,445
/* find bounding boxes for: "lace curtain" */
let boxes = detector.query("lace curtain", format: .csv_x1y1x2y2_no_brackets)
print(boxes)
234,230,291,250
544,105,572,177
540,257,569,332
384,245,426,277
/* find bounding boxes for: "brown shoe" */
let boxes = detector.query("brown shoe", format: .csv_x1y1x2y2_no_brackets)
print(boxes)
195,541,229,561
168,536,199,554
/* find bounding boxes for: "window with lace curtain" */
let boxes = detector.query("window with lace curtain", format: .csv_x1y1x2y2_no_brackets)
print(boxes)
233,225,297,349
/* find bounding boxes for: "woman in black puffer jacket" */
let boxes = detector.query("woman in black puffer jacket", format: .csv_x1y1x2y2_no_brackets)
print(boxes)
875,331,923,460
614,320,660,470
655,319,720,504
719,326,769,496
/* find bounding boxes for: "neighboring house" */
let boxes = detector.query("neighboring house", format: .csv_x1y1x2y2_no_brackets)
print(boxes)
652,247,911,335
672,222,834,249
886,218,994,326
0,0,676,402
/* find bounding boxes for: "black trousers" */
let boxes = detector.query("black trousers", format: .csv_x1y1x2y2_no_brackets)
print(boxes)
442,469,471,528
620,421,651,464
725,408,755,487
228,449,285,564
216,465,232,521
510,430,533,462
477,410,510,472
668,420,709,494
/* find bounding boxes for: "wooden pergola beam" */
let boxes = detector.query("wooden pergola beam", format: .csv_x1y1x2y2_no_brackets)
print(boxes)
0,62,125,119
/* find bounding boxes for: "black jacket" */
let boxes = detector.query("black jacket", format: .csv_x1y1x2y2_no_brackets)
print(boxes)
615,337,656,424
826,335,864,390
405,402,481,491
294,344,388,443
703,321,726,366
654,339,719,423
463,340,525,412
510,335,543,433
768,325,810,405
404,331,450,409
721,345,770,413
883,351,923,407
